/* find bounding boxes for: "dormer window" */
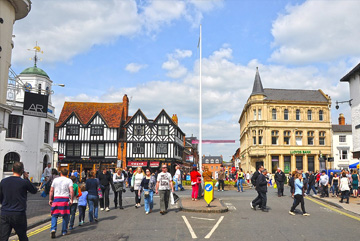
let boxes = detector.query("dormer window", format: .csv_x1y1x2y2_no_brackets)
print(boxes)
91,125,103,136
66,125,79,135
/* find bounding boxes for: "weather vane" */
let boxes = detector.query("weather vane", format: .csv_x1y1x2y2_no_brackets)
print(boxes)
27,41,43,67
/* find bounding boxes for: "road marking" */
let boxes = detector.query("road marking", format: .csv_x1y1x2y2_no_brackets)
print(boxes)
224,202,236,210
306,197,360,222
190,217,215,221
182,216,197,239
204,216,224,239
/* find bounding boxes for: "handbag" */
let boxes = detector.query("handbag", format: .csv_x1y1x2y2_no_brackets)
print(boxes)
172,192,180,203
215,181,219,187
98,187,103,198
144,190,150,198
114,182,123,192
170,192,175,205
130,186,134,192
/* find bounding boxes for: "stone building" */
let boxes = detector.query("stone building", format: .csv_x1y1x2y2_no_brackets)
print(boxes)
239,68,332,173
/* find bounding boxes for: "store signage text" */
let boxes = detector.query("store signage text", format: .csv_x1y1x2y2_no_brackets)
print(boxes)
290,150,311,154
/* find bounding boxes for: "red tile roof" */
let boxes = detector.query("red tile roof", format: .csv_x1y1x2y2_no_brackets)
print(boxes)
56,102,125,128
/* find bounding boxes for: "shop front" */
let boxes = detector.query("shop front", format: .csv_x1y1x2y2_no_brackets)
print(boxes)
126,159,182,175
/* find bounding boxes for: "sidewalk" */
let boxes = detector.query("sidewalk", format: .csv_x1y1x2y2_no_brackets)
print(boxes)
180,197,228,213
308,194,360,216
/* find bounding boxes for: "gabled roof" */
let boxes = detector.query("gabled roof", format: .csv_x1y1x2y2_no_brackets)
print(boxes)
56,102,124,128
251,67,265,96
154,109,177,126
340,63,360,82
124,109,149,127
332,124,352,133
263,89,328,102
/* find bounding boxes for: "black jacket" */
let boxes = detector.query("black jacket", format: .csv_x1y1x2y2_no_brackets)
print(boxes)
275,171,286,183
251,171,260,186
98,171,113,187
308,174,315,186
256,174,268,193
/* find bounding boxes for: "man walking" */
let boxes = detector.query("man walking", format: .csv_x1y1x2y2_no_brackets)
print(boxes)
253,169,269,212
49,168,74,238
250,165,263,210
274,167,286,197
217,165,225,191
0,162,37,241
306,171,317,195
319,171,329,198
43,162,52,178
156,165,174,215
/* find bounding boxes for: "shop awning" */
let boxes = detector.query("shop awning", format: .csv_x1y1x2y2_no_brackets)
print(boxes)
150,161,160,167
128,161,148,167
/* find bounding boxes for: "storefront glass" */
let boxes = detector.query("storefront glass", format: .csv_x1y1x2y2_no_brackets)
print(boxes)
284,156,291,173
296,156,303,170
272,156,279,173
308,156,314,172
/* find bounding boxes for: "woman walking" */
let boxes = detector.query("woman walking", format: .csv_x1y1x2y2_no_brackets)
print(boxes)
351,170,359,197
139,169,156,214
132,167,145,208
237,168,245,192
190,166,201,201
289,173,310,216
113,168,125,209
331,173,339,197
339,172,350,204
86,171,99,222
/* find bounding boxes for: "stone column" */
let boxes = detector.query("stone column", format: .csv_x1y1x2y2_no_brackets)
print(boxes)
291,154,296,172
303,155,308,172
279,154,284,170
315,154,319,172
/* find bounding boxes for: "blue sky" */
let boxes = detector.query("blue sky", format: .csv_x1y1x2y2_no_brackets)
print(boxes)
11,0,360,161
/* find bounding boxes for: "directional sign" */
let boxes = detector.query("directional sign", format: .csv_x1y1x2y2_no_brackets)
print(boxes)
204,182,214,205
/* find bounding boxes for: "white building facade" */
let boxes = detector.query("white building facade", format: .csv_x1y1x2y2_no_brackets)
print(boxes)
340,63,360,159
0,65,56,182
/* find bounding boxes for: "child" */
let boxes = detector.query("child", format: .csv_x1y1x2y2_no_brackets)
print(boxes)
78,185,88,226
69,176,81,230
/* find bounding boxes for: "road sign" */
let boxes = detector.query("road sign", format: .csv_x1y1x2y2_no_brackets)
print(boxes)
204,182,213,205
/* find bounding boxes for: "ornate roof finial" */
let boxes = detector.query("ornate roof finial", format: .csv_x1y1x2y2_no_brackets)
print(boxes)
251,67,265,96
28,41,43,67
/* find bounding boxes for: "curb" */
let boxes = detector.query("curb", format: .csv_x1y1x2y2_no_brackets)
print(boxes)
27,215,52,230
179,198,228,213
308,195,343,209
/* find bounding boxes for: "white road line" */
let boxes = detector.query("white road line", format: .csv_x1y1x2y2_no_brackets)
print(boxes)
224,202,236,210
182,216,197,239
190,217,215,221
204,216,224,239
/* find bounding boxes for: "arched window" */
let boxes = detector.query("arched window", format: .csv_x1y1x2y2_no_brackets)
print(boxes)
43,155,49,172
3,152,20,172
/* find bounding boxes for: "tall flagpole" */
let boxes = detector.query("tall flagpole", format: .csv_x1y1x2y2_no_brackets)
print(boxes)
199,24,202,173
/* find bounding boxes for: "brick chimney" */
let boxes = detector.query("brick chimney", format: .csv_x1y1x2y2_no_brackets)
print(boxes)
338,113,345,125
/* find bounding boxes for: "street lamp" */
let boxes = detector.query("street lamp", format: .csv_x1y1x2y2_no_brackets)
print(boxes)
335,99,352,109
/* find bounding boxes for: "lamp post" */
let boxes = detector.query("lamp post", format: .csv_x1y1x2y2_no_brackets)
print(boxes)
335,99,352,109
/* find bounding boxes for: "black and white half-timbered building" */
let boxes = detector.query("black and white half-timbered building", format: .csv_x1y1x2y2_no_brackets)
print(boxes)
55,95,129,175
125,109,185,174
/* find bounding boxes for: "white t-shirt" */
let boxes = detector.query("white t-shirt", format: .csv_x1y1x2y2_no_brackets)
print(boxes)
174,169,181,180
51,176,73,197
157,172,172,190
134,173,144,190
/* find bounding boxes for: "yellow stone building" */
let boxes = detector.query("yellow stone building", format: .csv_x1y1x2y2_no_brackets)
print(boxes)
239,68,332,174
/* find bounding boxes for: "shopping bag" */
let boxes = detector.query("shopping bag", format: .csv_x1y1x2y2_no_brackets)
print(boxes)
215,182,219,187
273,183,277,189
170,192,175,205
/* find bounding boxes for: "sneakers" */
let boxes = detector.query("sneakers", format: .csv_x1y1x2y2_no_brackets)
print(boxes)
94,218,98,222
222,190,224,192
146,212,149,215
100,208,104,211
217,190,220,192
105,207,110,212
250,202,254,210
303,213,310,216
289,211,295,216
79,221,83,226
69,226,73,230
51,230,56,239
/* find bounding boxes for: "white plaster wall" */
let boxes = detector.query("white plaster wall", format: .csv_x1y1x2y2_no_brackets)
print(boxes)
332,131,356,169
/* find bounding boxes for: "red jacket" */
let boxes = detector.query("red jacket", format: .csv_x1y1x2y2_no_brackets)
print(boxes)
190,171,201,183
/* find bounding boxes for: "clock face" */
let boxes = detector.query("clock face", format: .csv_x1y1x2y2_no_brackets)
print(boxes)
24,83,32,92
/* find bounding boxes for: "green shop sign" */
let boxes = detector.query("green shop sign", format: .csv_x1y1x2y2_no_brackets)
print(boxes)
290,150,311,154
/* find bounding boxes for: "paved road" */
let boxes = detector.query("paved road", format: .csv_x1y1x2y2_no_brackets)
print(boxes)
10,187,360,241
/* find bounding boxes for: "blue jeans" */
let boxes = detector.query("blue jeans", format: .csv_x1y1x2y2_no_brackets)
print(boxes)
332,184,338,195
175,179,179,191
237,179,244,192
143,189,154,213
51,214,69,234
306,185,317,195
88,194,99,222
69,203,78,228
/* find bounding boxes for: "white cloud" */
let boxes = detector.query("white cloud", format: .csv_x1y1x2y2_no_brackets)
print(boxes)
162,49,192,78
12,0,221,65
270,0,360,64
125,63,148,73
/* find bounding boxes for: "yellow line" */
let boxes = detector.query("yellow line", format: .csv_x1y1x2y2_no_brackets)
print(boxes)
306,197,360,222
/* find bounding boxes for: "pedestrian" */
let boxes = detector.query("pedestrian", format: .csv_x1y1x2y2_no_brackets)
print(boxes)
132,167,145,208
81,170,86,183
78,185,87,226
339,172,350,204
246,171,250,184
289,173,310,216
156,165,174,215
351,170,359,198
128,168,133,188
49,168,74,238
202,166,213,182
113,168,125,209
250,165,264,210
69,176,81,230
289,171,296,197
139,169,156,214
217,165,225,191
251,169,268,212
190,165,201,201
85,170,99,223
306,171,317,195
0,162,37,241
331,173,339,197
236,168,245,192
43,163,52,179
98,167,113,211
174,166,184,191
275,167,286,197
74,169,79,183
319,171,329,198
